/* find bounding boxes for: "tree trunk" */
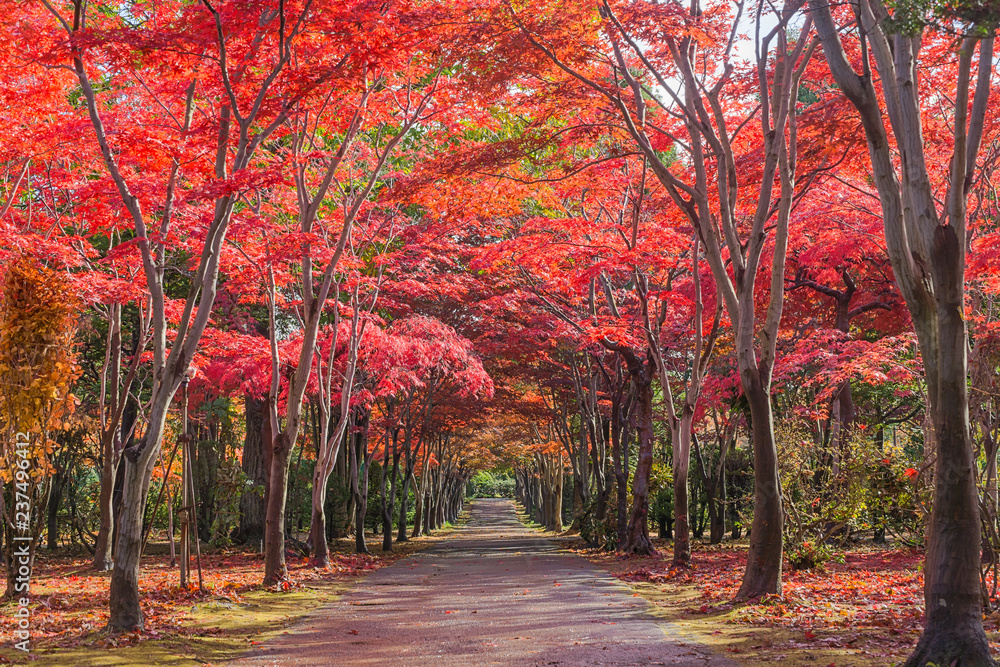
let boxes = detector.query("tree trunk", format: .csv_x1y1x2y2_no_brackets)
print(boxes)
97,396,135,573
309,482,330,567
735,372,783,599
710,461,726,544
46,474,63,551
194,428,219,543
397,468,414,542
593,416,609,523
611,395,629,549
239,395,266,547
904,228,990,665
92,450,116,571
549,454,563,531
108,451,157,629
423,487,432,534
411,478,423,539
262,432,293,586
673,410,694,566
383,450,401,551
330,441,349,539
809,4,994,661
623,369,655,555
351,410,373,554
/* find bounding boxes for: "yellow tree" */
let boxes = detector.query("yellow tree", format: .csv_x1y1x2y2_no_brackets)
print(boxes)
0,257,80,597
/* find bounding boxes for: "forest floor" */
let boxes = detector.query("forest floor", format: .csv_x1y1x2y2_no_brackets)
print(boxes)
517,512,1000,666
0,526,454,665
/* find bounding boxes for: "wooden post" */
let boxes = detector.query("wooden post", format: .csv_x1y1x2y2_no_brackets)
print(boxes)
165,476,177,568
180,377,190,588
189,449,205,592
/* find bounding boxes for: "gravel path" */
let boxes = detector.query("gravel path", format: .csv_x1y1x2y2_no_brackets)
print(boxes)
233,498,733,666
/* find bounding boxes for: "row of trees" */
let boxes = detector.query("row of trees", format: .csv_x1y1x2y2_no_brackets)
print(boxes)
1,0,998,665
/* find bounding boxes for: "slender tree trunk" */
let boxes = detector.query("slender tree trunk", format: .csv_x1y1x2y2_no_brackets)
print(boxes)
611,393,629,548
673,410,694,566
351,410,373,554
309,479,330,566
550,454,563,531
330,441,348,539
383,450,401,551
710,453,727,545
412,479,423,538
413,447,431,538
93,436,118,571
397,466,414,542
422,487,432,533
44,470,62,551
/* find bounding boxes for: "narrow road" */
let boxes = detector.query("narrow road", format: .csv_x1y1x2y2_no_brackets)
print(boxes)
234,499,732,666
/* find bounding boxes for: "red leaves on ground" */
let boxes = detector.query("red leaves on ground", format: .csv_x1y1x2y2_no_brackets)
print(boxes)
617,545,928,632
3,549,398,650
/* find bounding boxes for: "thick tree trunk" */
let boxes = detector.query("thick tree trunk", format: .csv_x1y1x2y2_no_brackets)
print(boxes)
239,395,266,548
903,228,991,666
735,372,783,599
108,451,157,629
623,372,655,555
809,5,994,661
194,429,219,543
108,387,174,631
262,433,293,586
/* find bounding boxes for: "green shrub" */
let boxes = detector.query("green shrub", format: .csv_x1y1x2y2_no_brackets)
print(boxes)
469,470,515,498
787,540,843,571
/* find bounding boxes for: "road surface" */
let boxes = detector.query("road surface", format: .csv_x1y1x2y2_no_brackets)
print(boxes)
233,498,733,666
